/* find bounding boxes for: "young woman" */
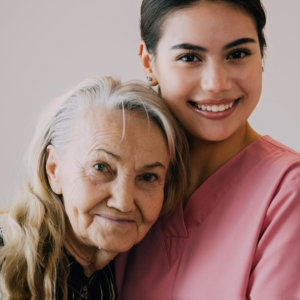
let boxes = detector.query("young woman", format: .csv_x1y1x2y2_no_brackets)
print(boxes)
0,76,187,299
116,1,300,298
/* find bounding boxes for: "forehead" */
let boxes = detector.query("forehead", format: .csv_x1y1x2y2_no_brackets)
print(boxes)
160,2,257,46
72,107,168,155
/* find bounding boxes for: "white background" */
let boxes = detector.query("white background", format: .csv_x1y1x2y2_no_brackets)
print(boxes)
0,0,299,208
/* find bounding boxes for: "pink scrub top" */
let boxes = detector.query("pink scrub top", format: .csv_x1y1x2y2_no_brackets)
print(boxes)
116,136,300,299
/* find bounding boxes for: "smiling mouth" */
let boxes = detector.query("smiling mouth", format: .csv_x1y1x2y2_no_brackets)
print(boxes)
97,214,136,224
189,98,241,112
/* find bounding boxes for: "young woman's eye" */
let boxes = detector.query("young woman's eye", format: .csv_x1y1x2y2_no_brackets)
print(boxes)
227,48,251,60
177,53,201,63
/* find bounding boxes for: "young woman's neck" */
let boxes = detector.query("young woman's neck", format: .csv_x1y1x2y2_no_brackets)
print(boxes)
185,123,261,200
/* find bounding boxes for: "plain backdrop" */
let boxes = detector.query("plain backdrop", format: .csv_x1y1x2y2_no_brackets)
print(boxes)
0,0,299,209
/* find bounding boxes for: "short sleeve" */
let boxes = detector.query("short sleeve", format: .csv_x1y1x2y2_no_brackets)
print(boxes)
247,175,300,300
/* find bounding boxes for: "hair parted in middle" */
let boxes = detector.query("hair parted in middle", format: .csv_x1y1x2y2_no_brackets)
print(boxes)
140,0,267,56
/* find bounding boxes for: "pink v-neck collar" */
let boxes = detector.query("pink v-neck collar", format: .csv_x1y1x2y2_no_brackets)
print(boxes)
161,136,270,238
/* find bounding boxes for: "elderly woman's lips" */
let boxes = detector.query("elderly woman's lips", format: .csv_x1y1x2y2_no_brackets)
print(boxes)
96,214,136,226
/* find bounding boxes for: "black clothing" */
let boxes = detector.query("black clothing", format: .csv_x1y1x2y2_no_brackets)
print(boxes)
0,229,117,299
57,253,117,300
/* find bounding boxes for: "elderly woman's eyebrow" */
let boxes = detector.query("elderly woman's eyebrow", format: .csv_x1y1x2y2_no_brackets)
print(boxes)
143,162,167,170
95,148,120,160
95,149,166,170
94,150,165,168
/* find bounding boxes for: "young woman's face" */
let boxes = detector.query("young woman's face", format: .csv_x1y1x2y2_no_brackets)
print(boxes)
48,108,170,255
144,2,263,141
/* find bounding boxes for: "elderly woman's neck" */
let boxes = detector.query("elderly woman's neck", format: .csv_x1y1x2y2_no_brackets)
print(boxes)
64,222,117,278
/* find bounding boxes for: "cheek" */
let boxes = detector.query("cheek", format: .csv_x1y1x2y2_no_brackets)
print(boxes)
134,193,164,245
139,191,165,224
237,65,262,96
70,179,105,209
63,181,106,230
155,60,188,96
159,72,199,105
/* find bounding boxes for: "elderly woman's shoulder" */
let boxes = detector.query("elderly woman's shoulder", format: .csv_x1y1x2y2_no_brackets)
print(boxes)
0,212,8,246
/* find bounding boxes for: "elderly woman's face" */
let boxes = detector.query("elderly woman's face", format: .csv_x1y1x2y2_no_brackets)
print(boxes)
48,108,170,254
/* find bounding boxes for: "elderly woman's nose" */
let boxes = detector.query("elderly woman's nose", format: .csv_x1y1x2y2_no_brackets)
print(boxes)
201,61,231,93
106,179,136,212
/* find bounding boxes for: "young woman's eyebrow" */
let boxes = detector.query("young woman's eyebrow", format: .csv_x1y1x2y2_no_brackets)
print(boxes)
223,38,256,50
170,43,207,52
170,38,256,52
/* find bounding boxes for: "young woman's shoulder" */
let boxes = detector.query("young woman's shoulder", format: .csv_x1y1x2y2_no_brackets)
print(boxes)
259,136,300,159
248,136,300,174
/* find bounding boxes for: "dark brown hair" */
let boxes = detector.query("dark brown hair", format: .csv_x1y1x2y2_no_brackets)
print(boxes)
141,0,267,56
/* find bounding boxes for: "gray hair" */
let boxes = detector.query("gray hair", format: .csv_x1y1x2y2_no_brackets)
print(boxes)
0,76,188,299
29,75,188,214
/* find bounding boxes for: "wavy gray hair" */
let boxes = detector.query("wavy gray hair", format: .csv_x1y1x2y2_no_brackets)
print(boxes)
0,76,188,299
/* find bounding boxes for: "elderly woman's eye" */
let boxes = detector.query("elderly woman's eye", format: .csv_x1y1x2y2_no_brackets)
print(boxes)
141,173,158,183
94,163,108,172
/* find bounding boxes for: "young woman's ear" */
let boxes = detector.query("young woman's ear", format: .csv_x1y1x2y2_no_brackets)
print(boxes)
139,40,158,86
45,145,62,195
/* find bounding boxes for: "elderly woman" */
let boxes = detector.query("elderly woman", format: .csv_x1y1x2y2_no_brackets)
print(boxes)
0,76,187,299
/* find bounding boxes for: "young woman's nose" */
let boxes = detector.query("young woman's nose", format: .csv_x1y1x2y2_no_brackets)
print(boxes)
106,179,136,213
201,61,231,93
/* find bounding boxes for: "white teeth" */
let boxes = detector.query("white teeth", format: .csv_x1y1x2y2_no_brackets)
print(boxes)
219,104,225,112
196,101,235,112
212,105,218,112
